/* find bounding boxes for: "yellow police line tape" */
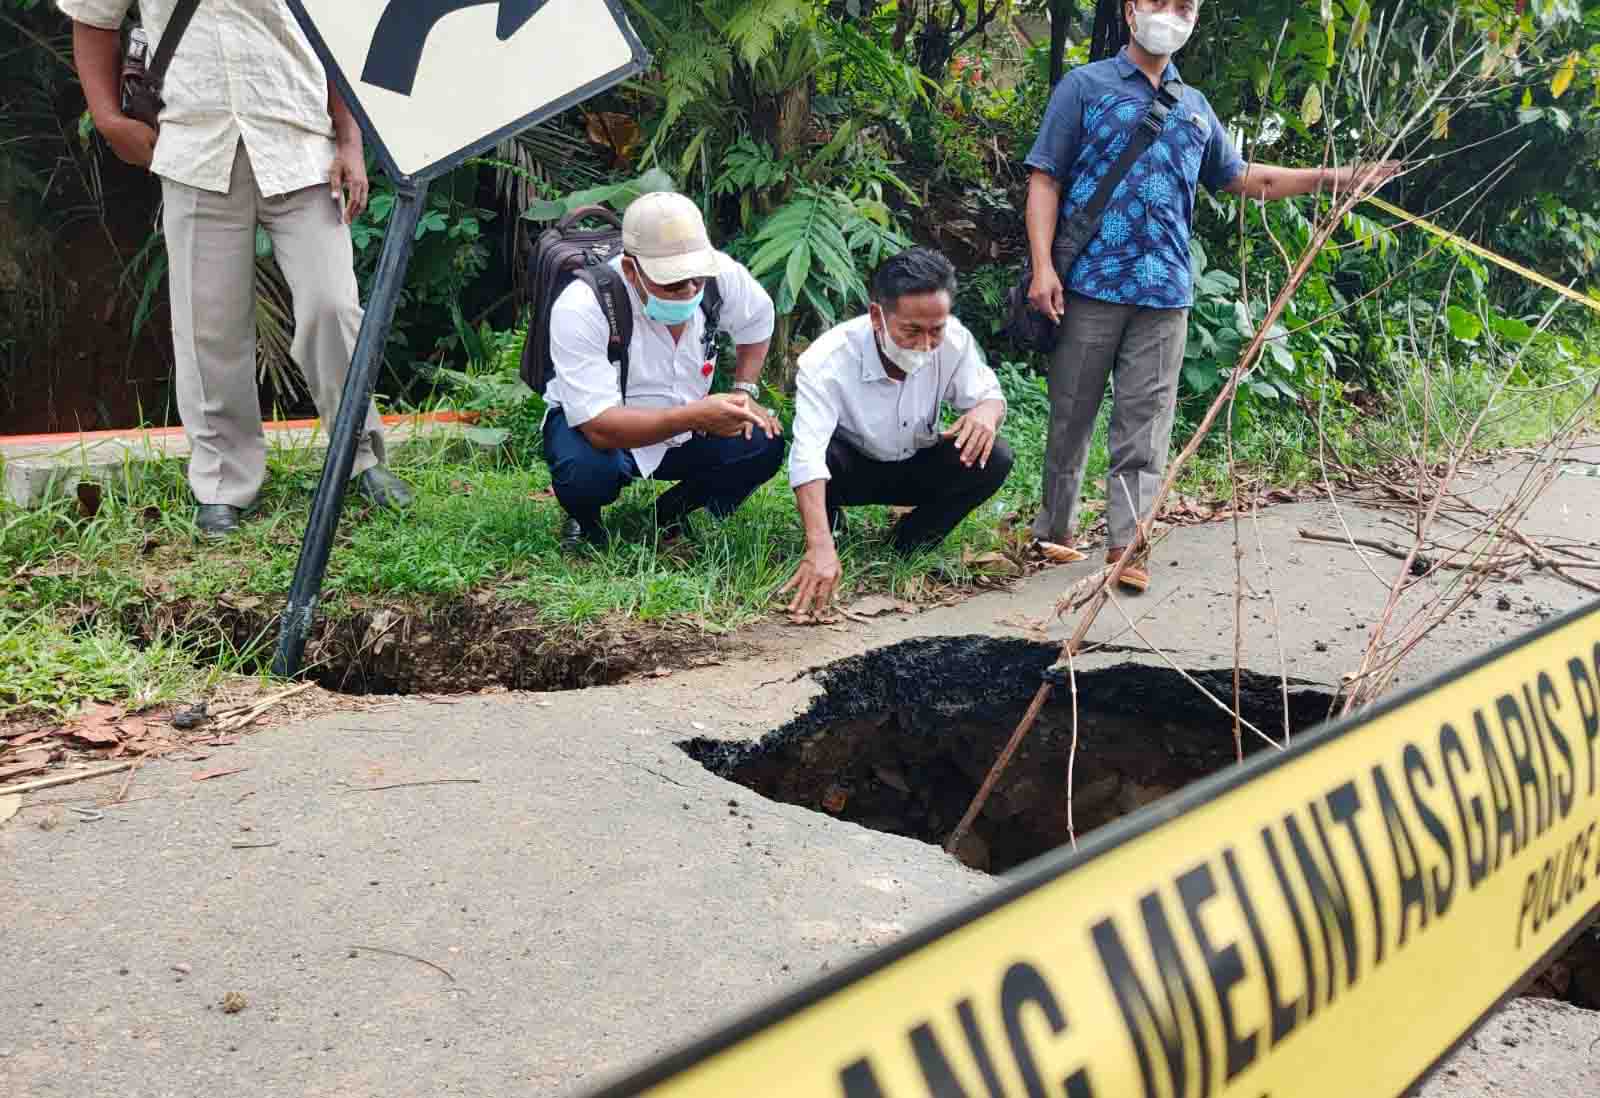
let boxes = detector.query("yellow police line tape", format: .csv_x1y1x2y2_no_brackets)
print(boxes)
1363,194,1600,315
587,600,1600,1098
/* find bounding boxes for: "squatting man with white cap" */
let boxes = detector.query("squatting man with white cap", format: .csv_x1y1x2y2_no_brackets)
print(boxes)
542,192,785,551
781,247,1012,616
1024,0,1399,591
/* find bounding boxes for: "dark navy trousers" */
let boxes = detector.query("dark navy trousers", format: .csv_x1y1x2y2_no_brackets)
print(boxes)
542,406,786,536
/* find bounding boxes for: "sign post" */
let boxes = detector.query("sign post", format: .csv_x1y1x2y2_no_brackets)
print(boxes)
272,0,647,677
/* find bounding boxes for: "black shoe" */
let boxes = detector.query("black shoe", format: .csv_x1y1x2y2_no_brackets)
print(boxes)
356,465,414,510
560,516,609,555
195,504,241,537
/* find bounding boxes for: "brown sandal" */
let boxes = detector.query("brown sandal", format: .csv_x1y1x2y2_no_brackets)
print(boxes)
1105,547,1150,592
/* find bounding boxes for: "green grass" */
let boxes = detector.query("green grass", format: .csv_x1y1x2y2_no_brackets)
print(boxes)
2,338,1593,717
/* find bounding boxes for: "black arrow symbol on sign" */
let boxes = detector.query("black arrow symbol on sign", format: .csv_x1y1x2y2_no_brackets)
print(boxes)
361,0,548,97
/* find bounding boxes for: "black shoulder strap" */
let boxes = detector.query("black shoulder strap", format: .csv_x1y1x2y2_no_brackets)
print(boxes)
1075,78,1182,229
575,266,634,403
698,276,724,365
149,0,203,84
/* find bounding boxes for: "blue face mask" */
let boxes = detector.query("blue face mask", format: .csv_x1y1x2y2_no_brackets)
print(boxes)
643,287,704,326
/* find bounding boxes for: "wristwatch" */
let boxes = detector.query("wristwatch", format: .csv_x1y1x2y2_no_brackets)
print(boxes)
732,380,760,399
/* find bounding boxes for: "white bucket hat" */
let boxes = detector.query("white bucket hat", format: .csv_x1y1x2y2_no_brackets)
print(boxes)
621,192,733,285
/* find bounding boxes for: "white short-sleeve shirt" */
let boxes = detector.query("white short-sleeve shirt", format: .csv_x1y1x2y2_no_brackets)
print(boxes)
788,315,1006,488
59,0,338,196
545,256,776,477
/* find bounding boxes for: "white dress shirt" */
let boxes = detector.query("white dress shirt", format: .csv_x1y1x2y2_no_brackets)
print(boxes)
545,257,776,477
60,0,338,197
788,315,1006,488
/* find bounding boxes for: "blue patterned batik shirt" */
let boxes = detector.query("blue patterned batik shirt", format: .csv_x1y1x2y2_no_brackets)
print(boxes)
1024,48,1246,310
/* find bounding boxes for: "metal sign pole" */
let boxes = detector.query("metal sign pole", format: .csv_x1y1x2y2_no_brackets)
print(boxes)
272,181,429,678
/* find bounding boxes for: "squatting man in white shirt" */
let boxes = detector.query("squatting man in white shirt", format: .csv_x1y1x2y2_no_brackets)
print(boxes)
542,193,785,551
61,0,414,537
782,247,1012,615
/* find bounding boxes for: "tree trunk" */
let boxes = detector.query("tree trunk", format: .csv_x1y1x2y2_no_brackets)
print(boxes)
1089,0,1125,61
1049,0,1075,86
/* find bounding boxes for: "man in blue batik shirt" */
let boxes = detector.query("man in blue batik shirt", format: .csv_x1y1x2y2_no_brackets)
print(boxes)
1025,0,1396,591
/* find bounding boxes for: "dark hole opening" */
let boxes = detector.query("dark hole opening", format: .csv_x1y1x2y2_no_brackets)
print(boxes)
681,635,1333,875
680,635,1600,1010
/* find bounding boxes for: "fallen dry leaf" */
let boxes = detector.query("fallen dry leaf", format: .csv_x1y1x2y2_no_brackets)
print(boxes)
0,794,20,824
843,595,906,619
220,991,248,1014
0,752,51,782
963,550,1023,577
1036,541,1088,563
191,767,249,783
68,702,126,746
7,730,55,749
69,725,121,747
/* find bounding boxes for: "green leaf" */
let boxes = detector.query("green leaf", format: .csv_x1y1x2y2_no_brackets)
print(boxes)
1233,300,1255,338
784,240,812,303
1250,380,1281,401
1301,84,1324,129
1445,305,1483,342
1183,364,1220,393
1490,315,1535,343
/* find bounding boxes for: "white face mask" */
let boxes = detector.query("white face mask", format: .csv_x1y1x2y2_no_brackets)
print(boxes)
1131,9,1195,56
875,322,939,376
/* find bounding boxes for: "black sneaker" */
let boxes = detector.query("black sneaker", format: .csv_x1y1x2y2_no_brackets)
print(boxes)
559,517,608,555
356,465,414,510
195,504,241,537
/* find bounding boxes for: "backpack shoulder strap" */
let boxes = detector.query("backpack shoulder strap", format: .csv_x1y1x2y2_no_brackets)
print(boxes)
575,265,635,404
149,0,202,84
698,276,724,364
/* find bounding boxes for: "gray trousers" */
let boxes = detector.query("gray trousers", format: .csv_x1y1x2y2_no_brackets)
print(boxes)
161,142,384,508
1030,293,1189,548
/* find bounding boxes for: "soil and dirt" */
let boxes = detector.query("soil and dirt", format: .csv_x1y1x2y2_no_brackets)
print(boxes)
116,596,732,696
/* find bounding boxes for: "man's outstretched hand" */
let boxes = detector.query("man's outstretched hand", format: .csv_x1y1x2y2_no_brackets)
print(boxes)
780,543,842,619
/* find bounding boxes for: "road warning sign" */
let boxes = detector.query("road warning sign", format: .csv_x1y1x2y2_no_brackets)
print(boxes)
587,601,1600,1098
286,0,646,182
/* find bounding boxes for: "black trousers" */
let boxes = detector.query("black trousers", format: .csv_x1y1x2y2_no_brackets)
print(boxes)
825,435,1014,554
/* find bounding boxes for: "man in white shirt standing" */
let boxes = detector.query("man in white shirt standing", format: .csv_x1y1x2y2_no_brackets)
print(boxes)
781,248,1011,615
62,0,412,536
543,193,784,551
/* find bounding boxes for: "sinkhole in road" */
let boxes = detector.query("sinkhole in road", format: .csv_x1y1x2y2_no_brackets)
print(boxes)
680,635,1334,875
680,635,1600,1010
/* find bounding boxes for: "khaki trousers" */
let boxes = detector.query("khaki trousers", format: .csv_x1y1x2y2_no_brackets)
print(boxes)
161,142,384,507
1030,293,1189,549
